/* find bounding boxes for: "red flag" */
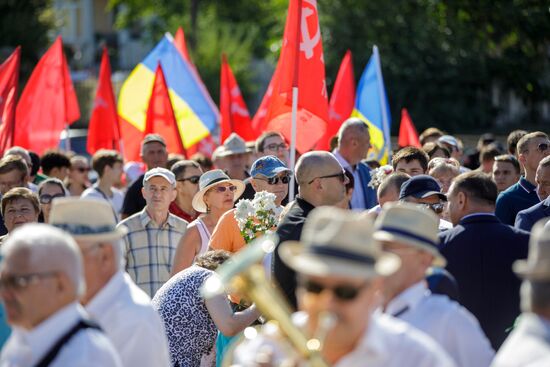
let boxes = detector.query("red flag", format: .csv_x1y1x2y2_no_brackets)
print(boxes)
251,0,329,153
185,135,217,158
0,47,21,155
145,64,186,156
15,36,80,154
398,108,421,148
87,47,121,155
220,54,254,142
174,26,193,65
316,50,355,150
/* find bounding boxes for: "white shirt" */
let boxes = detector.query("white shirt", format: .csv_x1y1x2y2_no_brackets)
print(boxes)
81,186,124,221
0,302,121,367
333,150,366,210
385,281,494,367
85,271,170,367
491,313,550,367
233,311,456,367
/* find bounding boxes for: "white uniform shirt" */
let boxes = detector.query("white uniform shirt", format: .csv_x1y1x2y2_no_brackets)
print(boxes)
233,311,456,367
0,302,122,367
491,313,550,367
81,186,124,221
85,271,171,367
385,281,494,367
333,150,366,210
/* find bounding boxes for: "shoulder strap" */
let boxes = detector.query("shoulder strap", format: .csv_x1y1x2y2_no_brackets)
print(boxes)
34,318,102,367
93,185,119,222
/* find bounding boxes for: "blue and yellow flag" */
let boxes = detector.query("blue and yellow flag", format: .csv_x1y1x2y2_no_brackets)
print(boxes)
118,34,219,161
352,46,392,164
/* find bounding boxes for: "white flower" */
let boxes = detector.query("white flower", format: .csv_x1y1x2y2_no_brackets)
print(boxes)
368,165,394,189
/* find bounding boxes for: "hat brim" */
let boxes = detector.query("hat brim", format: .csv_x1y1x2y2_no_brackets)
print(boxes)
192,179,246,213
279,241,401,279
373,230,447,267
69,226,128,243
254,167,292,178
513,259,550,280
415,191,447,201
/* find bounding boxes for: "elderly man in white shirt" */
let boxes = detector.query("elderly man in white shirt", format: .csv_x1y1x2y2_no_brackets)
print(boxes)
0,223,121,367
492,220,550,366
50,198,170,367
230,207,455,366
374,202,495,367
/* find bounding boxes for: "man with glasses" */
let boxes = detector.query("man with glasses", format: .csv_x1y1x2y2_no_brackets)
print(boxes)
234,207,455,366
169,160,203,223
82,149,125,221
375,202,494,366
440,171,529,349
0,223,122,366
496,131,550,225
273,151,349,309
210,155,291,253
255,131,289,166
399,175,452,230
117,167,188,297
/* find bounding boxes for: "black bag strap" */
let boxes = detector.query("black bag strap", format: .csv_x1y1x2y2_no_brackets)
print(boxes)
34,318,101,367
93,185,119,221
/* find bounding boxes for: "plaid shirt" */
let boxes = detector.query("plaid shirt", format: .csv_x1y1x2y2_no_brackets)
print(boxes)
117,208,188,297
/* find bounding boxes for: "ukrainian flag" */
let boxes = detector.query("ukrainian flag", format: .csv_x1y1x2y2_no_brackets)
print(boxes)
352,46,392,164
118,34,219,160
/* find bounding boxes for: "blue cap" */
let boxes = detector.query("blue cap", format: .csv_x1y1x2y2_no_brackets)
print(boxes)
251,155,291,178
399,175,447,201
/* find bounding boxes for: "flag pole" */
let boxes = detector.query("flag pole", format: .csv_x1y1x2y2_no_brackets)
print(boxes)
289,87,298,201
64,123,71,151
373,45,391,161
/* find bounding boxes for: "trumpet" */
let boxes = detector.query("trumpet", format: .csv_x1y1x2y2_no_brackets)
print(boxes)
201,234,330,367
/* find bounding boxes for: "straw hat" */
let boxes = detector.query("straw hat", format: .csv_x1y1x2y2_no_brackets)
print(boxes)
214,133,249,158
279,207,400,279
191,169,245,213
513,220,550,280
50,198,127,242
373,202,447,267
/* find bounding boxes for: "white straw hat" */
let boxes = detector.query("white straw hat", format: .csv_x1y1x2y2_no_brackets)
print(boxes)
191,169,245,213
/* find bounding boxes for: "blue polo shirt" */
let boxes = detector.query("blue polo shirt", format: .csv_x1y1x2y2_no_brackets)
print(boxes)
495,177,540,225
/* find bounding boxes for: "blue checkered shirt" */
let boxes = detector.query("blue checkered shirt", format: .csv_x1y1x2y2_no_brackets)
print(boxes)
117,208,188,297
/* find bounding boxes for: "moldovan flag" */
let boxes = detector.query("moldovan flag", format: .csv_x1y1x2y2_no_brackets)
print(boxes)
0,47,21,155
352,46,391,164
220,54,254,142
87,46,121,155
251,0,329,153
118,34,219,161
15,36,80,154
316,50,355,150
145,64,185,155
398,108,420,148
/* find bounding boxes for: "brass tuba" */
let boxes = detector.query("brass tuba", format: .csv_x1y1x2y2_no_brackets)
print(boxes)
201,234,330,367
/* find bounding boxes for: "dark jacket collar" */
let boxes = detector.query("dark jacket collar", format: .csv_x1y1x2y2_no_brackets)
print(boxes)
295,196,316,214
459,213,500,226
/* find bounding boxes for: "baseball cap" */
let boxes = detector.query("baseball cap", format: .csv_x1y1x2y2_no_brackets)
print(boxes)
142,134,166,147
250,155,291,178
438,135,459,149
143,167,176,186
399,175,447,201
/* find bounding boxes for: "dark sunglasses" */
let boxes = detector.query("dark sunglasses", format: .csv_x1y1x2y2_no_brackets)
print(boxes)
301,279,367,301
537,143,550,153
39,193,65,205
75,167,90,173
422,202,445,214
257,175,291,185
177,175,200,184
210,185,237,193
308,171,347,185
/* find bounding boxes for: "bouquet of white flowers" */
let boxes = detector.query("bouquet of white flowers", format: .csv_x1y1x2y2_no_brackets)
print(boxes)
234,191,282,243
367,165,394,190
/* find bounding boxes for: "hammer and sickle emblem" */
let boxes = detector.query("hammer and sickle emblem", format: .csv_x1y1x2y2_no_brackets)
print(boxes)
299,0,321,60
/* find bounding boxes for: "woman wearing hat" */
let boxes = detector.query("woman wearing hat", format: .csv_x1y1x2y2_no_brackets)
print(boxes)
171,170,244,274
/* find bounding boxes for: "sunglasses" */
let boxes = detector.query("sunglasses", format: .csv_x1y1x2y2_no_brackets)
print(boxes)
421,202,445,214
257,175,291,185
39,193,65,205
75,167,90,173
209,185,238,193
265,143,289,152
308,171,347,185
177,175,200,184
300,279,367,301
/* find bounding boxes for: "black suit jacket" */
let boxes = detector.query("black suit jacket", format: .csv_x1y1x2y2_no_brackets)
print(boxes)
272,196,315,310
439,214,529,349
515,196,550,232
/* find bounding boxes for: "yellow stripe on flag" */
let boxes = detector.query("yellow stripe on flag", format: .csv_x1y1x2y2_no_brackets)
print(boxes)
352,109,389,165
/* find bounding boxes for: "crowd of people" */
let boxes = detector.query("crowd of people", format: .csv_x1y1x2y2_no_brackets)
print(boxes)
0,119,548,366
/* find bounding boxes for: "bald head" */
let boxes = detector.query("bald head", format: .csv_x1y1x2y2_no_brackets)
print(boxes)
296,151,340,186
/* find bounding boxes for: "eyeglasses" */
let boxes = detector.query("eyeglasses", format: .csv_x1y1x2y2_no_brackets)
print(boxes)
75,167,90,173
39,193,65,205
300,279,367,301
537,143,550,153
265,143,289,152
256,174,291,185
209,185,238,193
308,171,347,185
177,175,200,184
421,202,445,214
0,271,58,291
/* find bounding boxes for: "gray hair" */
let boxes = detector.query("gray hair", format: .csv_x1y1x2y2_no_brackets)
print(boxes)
1,223,86,297
4,146,31,166
337,118,369,146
